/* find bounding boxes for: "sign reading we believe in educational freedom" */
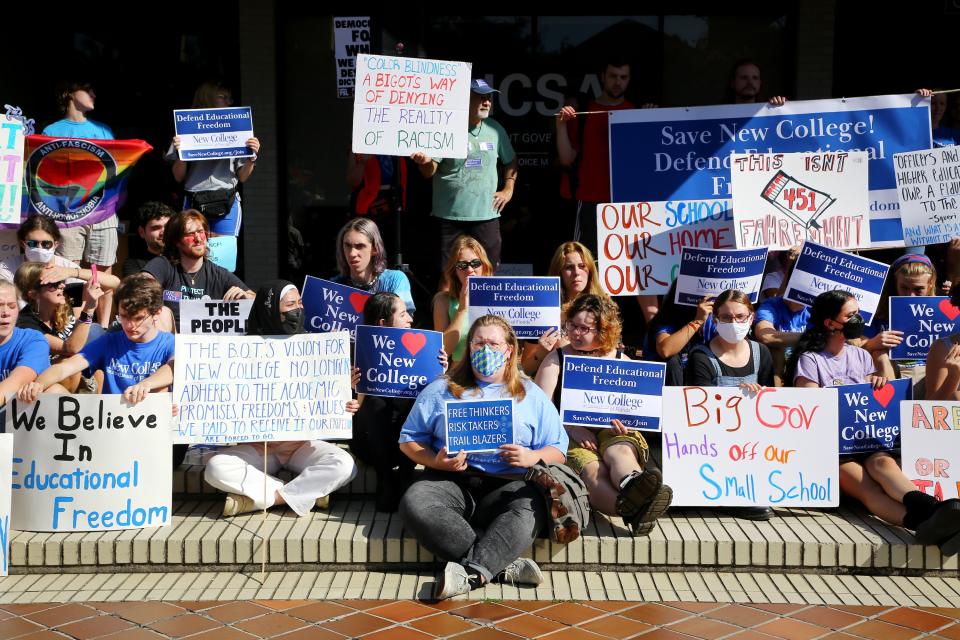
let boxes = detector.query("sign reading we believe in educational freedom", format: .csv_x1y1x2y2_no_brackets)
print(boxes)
7,394,172,532
173,107,254,161
354,325,444,399
180,299,254,335
0,434,11,575
0,114,24,225
302,276,372,341
609,94,932,248
900,401,960,501
661,386,839,507
837,379,911,455
784,241,889,324
445,399,515,455
467,277,561,340
333,17,370,98
353,54,471,158
559,356,666,431
730,151,870,250
894,146,960,247
889,296,960,361
174,332,353,444
675,247,767,306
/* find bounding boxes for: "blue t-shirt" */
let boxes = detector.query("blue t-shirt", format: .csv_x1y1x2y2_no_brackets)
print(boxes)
42,119,114,140
646,315,716,362
933,127,960,149
332,269,415,313
755,297,811,333
399,377,568,475
80,331,175,394
0,328,50,379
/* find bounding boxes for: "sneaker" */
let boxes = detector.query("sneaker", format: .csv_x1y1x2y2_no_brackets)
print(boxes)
497,558,543,586
615,469,662,519
222,493,257,517
627,484,674,536
315,495,330,510
915,499,960,553
434,561,472,600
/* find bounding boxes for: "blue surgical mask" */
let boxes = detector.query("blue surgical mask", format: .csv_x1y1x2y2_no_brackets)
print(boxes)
470,345,508,377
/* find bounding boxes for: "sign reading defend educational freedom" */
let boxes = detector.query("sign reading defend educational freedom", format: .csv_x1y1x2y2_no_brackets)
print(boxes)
894,146,960,247
302,276,372,341
173,107,254,161
7,394,172,532
353,53,472,158
0,434,10,575
784,241,889,324
180,299,254,335
354,325,444,399
596,200,735,297
730,151,870,250
900,401,960,501
609,94,932,248
559,356,666,431
445,398,515,455
0,115,25,225
836,379,910,455
889,296,960,361
467,276,561,340
333,17,371,98
661,386,839,507
675,247,767,306
174,333,353,444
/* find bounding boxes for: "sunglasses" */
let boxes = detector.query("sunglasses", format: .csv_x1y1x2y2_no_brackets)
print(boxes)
455,259,483,271
25,240,54,249
39,280,65,290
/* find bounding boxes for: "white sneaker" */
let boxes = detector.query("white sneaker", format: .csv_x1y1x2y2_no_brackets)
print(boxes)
222,493,257,517
434,561,472,600
497,558,543,586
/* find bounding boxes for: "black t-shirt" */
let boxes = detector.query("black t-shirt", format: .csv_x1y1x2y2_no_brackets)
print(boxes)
142,256,248,329
686,340,775,387
16,306,75,341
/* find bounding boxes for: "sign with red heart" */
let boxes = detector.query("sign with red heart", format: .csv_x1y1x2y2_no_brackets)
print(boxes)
889,296,960,360
354,325,445,398
301,276,372,341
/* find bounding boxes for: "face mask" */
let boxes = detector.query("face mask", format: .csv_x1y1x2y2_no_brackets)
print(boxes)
716,320,751,343
25,247,55,263
470,345,508,377
841,314,865,339
281,308,304,335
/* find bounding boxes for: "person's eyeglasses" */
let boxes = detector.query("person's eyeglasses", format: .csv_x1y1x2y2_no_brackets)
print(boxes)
117,312,152,329
25,240,54,249
455,259,483,271
182,229,207,240
470,339,508,351
38,280,65,290
717,314,752,323
563,320,598,336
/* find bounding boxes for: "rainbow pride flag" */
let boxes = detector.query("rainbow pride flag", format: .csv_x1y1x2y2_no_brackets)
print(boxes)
10,136,153,229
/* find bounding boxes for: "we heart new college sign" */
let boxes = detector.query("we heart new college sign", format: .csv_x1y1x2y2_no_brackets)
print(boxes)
889,296,960,360
354,325,445,399
301,276,372,340
836,378,911,454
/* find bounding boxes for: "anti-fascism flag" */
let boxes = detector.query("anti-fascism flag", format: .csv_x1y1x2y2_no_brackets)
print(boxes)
13,136,153,229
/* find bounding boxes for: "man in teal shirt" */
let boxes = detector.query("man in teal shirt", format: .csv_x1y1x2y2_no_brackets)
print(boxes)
411,79,518,267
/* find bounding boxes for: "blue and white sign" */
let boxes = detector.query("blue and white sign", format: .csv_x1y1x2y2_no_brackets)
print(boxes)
0,434,10,575
609,94,933,248
174,107,255,161
559,356,666,431
836,379,910,454
207,236,238,272
889,296,960,360
467,276,561,340
355,325,444,398
302,276,372,340
784,241,889,324
445,398,514,454
675,247,768,306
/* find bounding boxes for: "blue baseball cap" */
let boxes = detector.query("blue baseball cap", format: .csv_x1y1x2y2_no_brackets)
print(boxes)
470,79,499,95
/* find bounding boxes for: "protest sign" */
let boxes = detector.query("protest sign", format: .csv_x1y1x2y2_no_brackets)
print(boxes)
496,263,534,276
901,400,960,501
207,235,237,272
609,94,932,248
180,299,254,335
559,356,666,431
302,276,371,340
174,332,352,444
445,398,514,454
334,17,371,98
894,145,960,247
0,434,10,575
467,276,561,339
889,296,960,360
675,247,767,305
173,107,254,161
355,325,444,398
353,53,471,158
0,115,24,225
661,386,839,507
7,394,172,532
784,241,889,323
730,151,870,250
596,200,735,297
836,379,910,454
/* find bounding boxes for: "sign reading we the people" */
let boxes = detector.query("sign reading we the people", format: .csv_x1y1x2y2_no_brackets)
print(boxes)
595,200,735,297
174,333,353,444
467,276,561,340
354,325,444,399
352,53,472,158
674,247,768,305
894,146,960,247
731,151,870,250
0,115,24,225
661,386,839,507
333,17,371,98
836,379,911,454
173,107,254,161
559,356,666,431
889,296,960,360
445,398,515,454
179,299,254,335
301,276,372,341
900,400,960,501
7,394,172,532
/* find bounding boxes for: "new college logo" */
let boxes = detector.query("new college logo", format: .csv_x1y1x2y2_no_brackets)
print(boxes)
26,139,117,222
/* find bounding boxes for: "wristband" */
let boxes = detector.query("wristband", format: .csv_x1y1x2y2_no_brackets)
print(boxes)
79,312,93,325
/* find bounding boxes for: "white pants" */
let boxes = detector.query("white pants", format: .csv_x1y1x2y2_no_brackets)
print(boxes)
204,440,358,516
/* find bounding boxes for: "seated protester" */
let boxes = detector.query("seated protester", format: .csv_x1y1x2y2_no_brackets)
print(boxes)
123,202,174,278
432,235,494,366
644,280,716,384
331,217,414,312
399,315,568,599
786,290,960,552
142,210,253,331
753,246,808,386
351,292,447,512
535,294,672,535
0,279,51,410
200,281,359,517
924,282,960,401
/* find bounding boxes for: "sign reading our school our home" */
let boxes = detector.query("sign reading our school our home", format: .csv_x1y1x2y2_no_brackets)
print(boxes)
674,247,768,306
444,398,515,454
889,296,960,360
354,325,444,399
302,276,372,341
467,276,561,340
836,379,911,454
559,356,666,431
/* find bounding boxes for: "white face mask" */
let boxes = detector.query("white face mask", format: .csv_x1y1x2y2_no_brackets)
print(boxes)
716,320,751,344
25,247,55,263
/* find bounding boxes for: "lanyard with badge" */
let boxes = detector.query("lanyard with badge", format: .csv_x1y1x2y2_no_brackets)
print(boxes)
466,122,493,170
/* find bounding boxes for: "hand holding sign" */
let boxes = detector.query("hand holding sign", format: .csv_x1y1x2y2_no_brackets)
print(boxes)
435,446,467,472
498,443,536,468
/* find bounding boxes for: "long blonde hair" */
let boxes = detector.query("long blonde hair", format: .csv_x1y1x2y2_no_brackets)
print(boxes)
436,235,494,302
547,241,606,303
14,261,70,332
447,315,526,401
